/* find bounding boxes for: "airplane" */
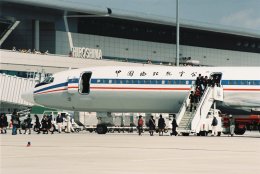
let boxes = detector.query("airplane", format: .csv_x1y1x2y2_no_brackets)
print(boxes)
22,66,260,133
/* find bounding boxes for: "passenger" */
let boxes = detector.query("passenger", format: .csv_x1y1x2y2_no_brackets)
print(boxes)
195,86,201,103
203,76,208,90
70,116,75,133
158,115,165,136
0,113,4,133
34,114,41,133
189,91,195,112
195,74,202,87
148,115,156,136
2,113,8,134
207,76,213,87
64,114,74,133
258,122,260,133
229,115,235,137
16,114,22,134
24,114,32,134
171,114,178,136
47,115,55,134
137,115,144,136
41,115,49,134
215,76,221,87
11,112,19,135
211,116,218,136
56,114,63,133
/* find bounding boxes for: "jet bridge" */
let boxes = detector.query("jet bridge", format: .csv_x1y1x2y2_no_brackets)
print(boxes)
0,73,36,106
176,86,224,135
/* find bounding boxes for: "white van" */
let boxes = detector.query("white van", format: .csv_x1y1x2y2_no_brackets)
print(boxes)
199,109,223,136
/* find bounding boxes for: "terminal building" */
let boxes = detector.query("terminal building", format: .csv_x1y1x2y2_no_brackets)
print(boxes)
0,0,260,113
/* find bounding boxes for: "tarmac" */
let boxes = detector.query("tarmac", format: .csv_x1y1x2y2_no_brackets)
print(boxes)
1,131,260,174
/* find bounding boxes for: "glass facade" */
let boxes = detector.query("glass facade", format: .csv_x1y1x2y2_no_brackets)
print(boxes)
78,17,260,53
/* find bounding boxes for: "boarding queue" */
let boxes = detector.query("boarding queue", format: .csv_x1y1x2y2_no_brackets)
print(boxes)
0,111,78,135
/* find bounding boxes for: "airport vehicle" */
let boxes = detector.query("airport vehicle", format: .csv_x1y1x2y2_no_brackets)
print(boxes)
222,114,260,135
22,66,260,134
198,109,222,136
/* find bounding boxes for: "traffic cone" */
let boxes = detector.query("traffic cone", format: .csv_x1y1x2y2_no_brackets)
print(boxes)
27,141,31,147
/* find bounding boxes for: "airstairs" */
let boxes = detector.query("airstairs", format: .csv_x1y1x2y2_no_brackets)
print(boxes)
177,86,223,135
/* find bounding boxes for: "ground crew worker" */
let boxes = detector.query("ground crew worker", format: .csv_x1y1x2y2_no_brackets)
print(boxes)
229,114,235,136
56,114,63,133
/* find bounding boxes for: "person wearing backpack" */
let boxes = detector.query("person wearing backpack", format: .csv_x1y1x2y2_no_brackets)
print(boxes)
211,116,218,136
137,115,144,136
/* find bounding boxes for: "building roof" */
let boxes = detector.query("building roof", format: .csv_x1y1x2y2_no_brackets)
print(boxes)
2,0,260,38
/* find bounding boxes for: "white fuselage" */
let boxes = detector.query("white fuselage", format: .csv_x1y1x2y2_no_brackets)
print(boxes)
28,66,260,114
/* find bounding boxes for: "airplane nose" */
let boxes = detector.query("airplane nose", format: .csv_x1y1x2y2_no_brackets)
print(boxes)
21,89,35,104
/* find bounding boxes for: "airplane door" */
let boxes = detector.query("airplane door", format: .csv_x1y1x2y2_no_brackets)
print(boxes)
210,72,224,101
79,72,92,95
210,72,222,87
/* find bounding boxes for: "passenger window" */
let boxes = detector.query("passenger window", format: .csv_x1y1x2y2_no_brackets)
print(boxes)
144,80,150,84
253,81,259,85
156,80,161,84
138,80,144,84
151,80,156,84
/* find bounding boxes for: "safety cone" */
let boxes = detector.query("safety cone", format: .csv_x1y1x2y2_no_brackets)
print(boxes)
27,141,31,147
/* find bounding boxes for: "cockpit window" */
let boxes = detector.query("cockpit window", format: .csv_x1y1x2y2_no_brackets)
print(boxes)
42,76,54,83
35,76,54,87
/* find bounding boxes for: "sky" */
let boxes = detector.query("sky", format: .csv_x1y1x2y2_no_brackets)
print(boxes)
66,0,260,32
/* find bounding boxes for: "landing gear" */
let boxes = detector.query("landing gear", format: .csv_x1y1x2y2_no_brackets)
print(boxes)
234,127,246,135
182,133,190,136
197,131,208,136
96,124,108,134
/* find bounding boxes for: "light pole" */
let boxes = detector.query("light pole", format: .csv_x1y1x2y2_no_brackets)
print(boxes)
176,0,180,66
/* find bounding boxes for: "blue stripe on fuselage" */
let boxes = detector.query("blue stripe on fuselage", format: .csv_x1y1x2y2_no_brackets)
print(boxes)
34,82,68,94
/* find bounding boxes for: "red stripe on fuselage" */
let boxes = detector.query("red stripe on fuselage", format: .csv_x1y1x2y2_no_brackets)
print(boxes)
224,88,260,91
90,87,191,90
35,86,260,95
36,88,67,95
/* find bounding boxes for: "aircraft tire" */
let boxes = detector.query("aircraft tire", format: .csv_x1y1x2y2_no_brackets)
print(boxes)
234,127,246,135
199,131,208,136
96,124,108,134
182,133,189,136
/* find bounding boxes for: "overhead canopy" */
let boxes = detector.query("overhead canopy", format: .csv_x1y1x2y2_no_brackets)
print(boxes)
1,0,260,38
